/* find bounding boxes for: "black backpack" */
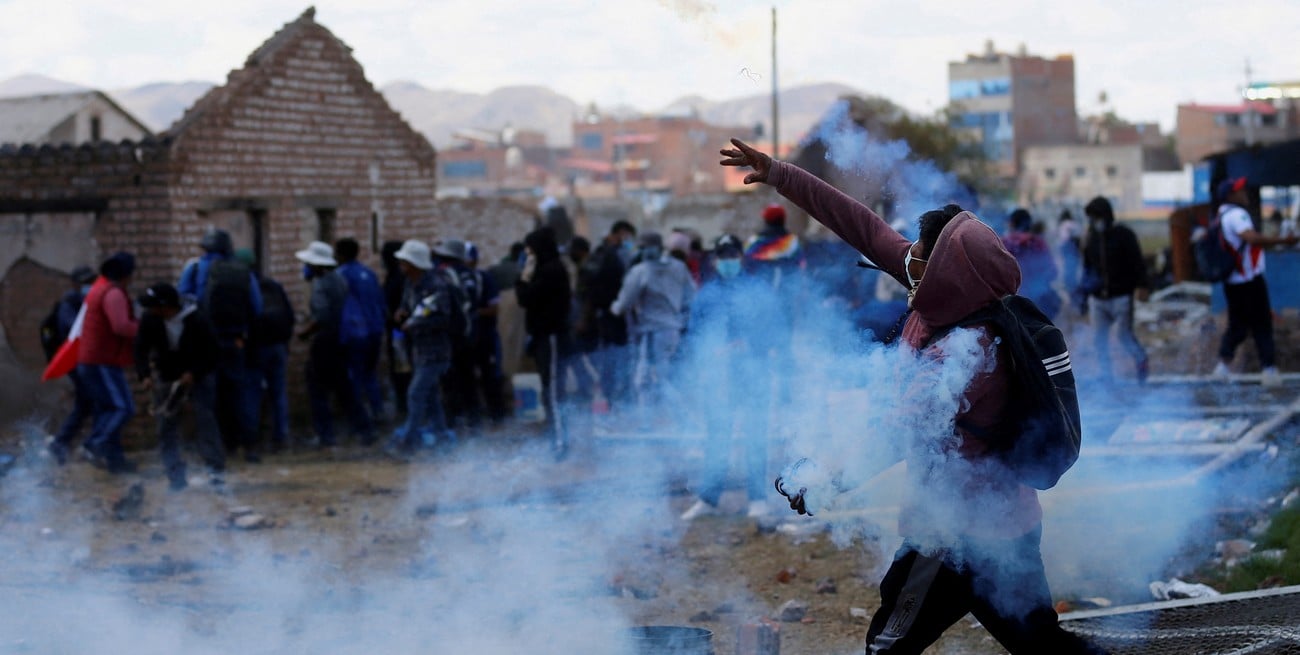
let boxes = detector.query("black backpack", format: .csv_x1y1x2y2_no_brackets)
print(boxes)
929,295,1082,490
253,277,295,345
202,258,255,339
1194,206,1239,283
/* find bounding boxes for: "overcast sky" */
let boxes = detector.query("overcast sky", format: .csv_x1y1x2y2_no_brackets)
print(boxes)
0,0,1296,131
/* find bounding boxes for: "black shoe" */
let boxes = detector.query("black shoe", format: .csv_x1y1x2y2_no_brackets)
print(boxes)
168,470,188,491
48,441,69,466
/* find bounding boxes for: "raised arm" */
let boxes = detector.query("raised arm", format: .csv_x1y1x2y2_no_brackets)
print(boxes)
720,138,911,285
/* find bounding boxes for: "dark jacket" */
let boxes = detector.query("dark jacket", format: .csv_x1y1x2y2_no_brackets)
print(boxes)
1082,219,1147,299
134,307,220,382
400,270,452,362
516,228,571,337
770,159,1039,541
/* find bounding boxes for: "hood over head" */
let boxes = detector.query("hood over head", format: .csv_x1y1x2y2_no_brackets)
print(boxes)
909,211,1021,328
524,227,560,262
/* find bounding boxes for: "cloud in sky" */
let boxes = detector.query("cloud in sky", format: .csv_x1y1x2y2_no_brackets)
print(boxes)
0,0,1296,130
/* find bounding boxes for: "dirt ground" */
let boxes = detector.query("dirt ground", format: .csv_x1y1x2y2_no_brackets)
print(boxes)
0,421,1013,655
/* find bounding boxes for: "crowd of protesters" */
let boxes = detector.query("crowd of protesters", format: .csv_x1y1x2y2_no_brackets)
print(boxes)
40,168,1291,491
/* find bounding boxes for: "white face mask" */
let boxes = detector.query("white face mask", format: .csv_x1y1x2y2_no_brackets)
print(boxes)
904,242,927,290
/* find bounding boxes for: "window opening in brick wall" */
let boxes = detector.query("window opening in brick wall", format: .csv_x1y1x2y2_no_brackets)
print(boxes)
248,210,267,275
90,116,102,142
316,209,336,244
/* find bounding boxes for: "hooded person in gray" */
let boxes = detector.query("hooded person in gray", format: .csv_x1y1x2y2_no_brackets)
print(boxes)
611,231,695,410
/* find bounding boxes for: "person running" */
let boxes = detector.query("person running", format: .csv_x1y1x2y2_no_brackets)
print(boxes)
720,138,1106,655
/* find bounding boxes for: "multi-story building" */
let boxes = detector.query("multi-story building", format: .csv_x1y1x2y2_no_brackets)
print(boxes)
948,41,1078,176
436,126,558,199
1175,97,1299,165
1019,143,1144,217
564,112,753,200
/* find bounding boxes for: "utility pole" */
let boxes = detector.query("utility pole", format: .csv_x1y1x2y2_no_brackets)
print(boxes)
771,6,779,157
1243,58,1256,146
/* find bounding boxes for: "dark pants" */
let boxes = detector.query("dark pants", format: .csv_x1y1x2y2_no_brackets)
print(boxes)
865,528,1105,655
473,328,508,421
53,368,94,448
1220,275,1276,368
213,342,259,456
79,364,134,468
443,341,481,429
345,334,384,422
394,357,451,448
594,311,630,407
253,343,290,445
155,374,225,479
529,333,569,450
388,330,413,416
307,334,371,445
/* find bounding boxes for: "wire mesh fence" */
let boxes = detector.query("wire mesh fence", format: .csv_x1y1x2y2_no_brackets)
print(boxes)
1060,585,1300,654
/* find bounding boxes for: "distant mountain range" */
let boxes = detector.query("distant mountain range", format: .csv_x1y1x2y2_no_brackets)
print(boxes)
0,73,860,148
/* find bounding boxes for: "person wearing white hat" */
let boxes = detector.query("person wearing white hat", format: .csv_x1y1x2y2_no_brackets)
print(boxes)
388,239,457,455
295,241,366,447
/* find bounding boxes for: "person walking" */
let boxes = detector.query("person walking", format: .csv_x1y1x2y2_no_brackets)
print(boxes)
611,231,695,416
134,282,225,490
1002,208,1061,319
1212,177,1299,386
77,252,140,474
388,239,456,455
516,227,573,459
720,137,1106,655
43,266,98,465
1080,196,1150,383
582,221,637,411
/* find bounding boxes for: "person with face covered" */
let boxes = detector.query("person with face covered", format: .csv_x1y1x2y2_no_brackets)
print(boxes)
720,138,1106,655
1080,197,1149,383
610,231,696,418
515,226,573,459
680,234,784,521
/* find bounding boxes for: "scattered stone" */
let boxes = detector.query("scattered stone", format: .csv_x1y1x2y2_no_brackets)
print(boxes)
775,567,797,584
1282,488,1299,509
150,531,167,543
800,616,816,624
232,514,270,530
227,506,255,517
323,507,337,517
777,599,808,622
112,483,145,521
1216,539,1255,564
39,527,54,537
849,607,870,622
814,577,837,594
713,602,735,614
689,610,716,622
414,505,437,519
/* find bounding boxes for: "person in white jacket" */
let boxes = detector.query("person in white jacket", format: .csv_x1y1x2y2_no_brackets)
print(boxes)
611,231,695,413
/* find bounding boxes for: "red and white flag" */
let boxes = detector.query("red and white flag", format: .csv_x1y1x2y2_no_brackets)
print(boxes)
41,276,108,382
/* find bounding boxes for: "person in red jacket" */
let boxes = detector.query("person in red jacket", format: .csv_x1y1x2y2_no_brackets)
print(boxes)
721,139,1105,655
77,252,140,474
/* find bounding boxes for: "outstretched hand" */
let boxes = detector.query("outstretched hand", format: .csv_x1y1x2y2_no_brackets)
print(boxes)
719,138,772,185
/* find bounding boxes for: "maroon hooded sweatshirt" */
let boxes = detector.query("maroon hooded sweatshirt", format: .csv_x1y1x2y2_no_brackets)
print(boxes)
768,160,1041,541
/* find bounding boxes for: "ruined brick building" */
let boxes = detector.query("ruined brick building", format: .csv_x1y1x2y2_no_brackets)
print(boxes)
0,8,440,384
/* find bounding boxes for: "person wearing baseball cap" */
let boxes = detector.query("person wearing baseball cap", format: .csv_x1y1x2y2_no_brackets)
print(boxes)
1213,177,1299,386
135,282,224,489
